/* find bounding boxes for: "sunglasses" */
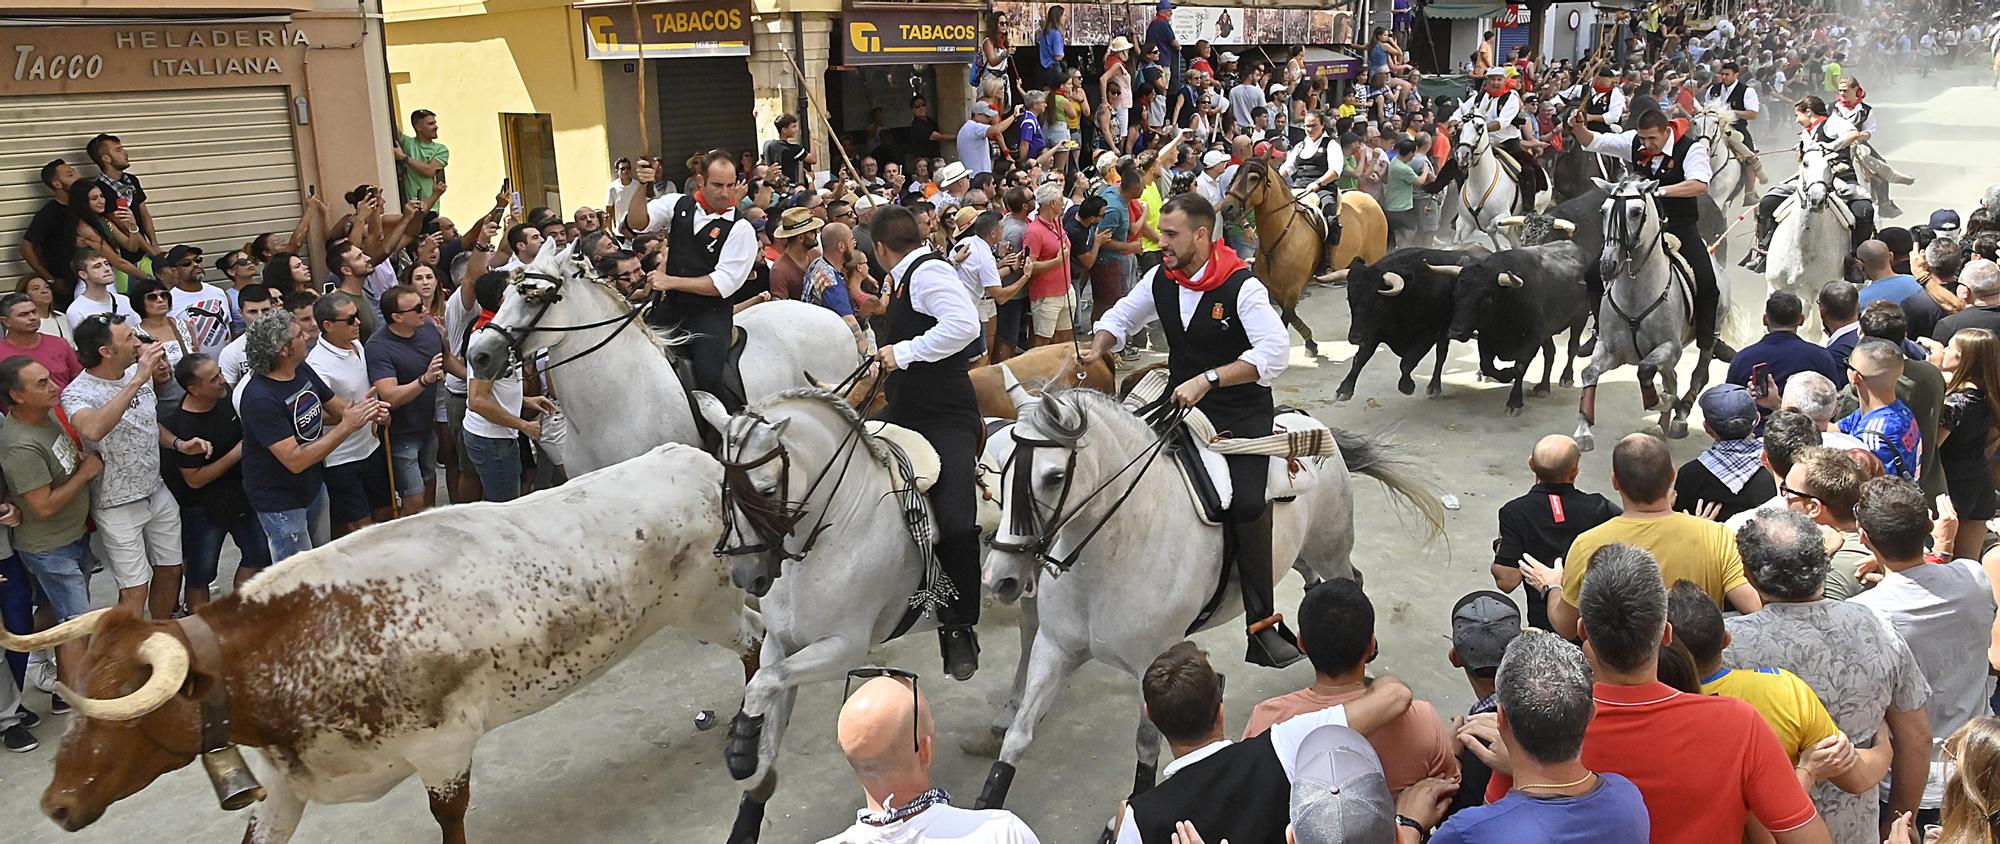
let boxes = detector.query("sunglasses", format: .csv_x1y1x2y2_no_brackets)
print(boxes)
229,258,255,268
843,667,921,752
326,314,362,326
175,260,198,268
143,291,169,301
1779,483,1822,504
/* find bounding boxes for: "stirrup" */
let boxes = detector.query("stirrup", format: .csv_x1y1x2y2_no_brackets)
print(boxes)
1245,616,1303,668
940,625,980,681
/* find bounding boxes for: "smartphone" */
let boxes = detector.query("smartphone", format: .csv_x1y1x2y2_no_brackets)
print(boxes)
1750,362,1771,398
308,185,317,197
500,177,513,195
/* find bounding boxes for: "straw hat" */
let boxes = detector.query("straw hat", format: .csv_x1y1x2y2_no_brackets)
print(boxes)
1109,35,1134,53
937,161,971,188
772,206,824,239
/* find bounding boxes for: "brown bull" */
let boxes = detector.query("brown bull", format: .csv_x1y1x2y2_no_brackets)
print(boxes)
1217,158,1391,356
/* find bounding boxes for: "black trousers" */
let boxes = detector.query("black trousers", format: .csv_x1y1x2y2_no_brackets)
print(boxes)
656,305,740,411
881,372,983,626
1666,221,1722,344
1756,193,1876,251
1217,410,1276,628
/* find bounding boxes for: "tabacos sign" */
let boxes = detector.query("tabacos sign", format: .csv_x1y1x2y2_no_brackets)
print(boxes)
581,0,753,60
842,4,981,66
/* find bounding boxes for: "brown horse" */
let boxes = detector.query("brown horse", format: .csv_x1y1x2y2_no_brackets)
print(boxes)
846,342,1116,419
1217,158,1390,356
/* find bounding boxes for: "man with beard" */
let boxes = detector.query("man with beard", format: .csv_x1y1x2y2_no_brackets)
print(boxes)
1080,192,1298,667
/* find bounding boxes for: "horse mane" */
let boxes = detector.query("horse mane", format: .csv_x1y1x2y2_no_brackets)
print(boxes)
758,387,891,466
521,256,693,355
1022,387,1148,451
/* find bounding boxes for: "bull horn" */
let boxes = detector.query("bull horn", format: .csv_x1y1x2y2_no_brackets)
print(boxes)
1497,272,1524,288
1424,263,1463,277
55,632,190,722
1380,272,1407,297
0,607,110,652
1002,365,1034,413
1318,268,1350,284
1494,215,1527,228
1551,219,1578,235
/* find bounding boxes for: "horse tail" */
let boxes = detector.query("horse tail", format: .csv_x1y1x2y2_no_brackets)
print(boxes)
1330,425,1445,544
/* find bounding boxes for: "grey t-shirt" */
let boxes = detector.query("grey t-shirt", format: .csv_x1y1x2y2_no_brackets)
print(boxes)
1851,560,1998,807
1725,600,1931,844
60,367,161,508
0,416,90,553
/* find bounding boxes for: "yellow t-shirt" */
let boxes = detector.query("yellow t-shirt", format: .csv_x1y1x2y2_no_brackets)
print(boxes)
1561,513,1750,608
1138,183,1165,253
1702,666,1840,762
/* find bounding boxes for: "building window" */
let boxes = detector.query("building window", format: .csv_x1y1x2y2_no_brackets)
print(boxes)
501,113,561,215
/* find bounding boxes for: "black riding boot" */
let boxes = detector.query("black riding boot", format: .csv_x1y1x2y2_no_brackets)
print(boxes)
934,530,983,681
1235,508,1301,668
1743,201,1779,273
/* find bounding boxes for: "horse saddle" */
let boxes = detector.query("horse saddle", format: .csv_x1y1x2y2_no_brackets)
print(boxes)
660,324,752,410
864,421,940,494
1122,369,1335,526
1490,146,1545,213
1660,233,1700,326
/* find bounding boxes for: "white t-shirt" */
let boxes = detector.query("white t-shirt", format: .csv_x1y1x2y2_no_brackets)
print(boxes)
443,293,474,395
1851,559,1998,807
219,333,250,388
303,337,380,466
169,282,233,356
66,289,138,329
463,369,523,441
814,805,1040,844
607,178,641,220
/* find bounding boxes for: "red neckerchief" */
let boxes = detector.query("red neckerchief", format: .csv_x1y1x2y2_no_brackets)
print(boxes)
1592,81,1615,93
470,307,499,333
1163,241,1247,293
1635,127,1681,166
1806,115,1829,135
694,191,730,216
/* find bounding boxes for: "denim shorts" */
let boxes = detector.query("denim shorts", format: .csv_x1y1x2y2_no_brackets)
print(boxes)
17,539,92,621
256,485,329,564
389,430,438,496
182,507,272,590
462,431,521,503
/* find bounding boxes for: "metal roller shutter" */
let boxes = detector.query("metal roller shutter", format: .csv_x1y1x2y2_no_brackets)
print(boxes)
654,57,758,185
0,86,302,285
1498,24,1530,59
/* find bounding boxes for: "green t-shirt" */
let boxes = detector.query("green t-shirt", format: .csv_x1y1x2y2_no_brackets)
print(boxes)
1822,61,1842,93
397,135,450,203
1384,159,1420,212
1138,183,1165,253
0,415,90,553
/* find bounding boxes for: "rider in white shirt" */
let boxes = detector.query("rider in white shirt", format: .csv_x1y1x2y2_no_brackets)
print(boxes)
1431,66,1543,202
1746,96,1874,273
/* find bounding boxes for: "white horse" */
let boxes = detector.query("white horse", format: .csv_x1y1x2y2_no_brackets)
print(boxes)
462,240,860,474
1450,119,1543,247
1692,100,1753,210
1574,176,1727,451
694,388,951,844
1765,145,1852,344
969,389,1441,810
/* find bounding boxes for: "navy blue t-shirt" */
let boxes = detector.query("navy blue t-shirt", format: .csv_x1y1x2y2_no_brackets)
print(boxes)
1431,772,1650,843
1725,330,1842,392
365,322,445,440
240,364,336,513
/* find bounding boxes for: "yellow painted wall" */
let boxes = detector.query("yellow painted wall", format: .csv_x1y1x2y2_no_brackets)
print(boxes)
385,4,609,228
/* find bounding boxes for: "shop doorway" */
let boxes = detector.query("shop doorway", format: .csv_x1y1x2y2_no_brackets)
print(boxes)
501,112,561,215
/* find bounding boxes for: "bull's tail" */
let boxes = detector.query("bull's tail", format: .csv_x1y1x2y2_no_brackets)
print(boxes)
1331,425,1445,545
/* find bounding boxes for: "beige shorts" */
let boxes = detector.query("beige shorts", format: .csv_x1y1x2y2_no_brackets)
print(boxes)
978,296,998,322
92,484,183,589
1031,295,1072,338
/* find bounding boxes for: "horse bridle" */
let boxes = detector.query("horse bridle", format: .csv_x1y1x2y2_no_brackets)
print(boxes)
1602,188,1672,330
712,360,883,562
477,269,655,374
1223,162,1314,263
989,401,1186,575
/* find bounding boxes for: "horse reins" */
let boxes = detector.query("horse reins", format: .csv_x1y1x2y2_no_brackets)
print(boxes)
713,357,886,562
1602,190,1672,330
991,400,1188,574
479,270,656,374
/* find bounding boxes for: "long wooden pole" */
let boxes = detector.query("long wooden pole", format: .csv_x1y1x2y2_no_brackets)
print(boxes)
630,0,651,157
777,47,865,194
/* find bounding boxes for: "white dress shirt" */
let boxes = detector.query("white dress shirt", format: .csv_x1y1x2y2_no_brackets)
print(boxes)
1093,259,1289,386
1559,84,1628,127
638,192,758,297
1832,100,1878,135
1452,91,1522,142
1584,128,1714,183
1703,80,1762,115
1113,704,1350,844
888,249,981,366
1195,170,1226,206
954,236,1003,301
1279,132,1342,184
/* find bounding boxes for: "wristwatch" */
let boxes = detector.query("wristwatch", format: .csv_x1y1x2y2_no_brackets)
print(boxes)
1204,368,1220,385
1396,814,1432,842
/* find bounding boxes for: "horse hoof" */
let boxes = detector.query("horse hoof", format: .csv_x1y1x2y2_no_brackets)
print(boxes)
724,711,767,781
1506,404,1524,416
1531,385,1550,397
1306,343,1322,358
1666,419,1689,439
1334,389,1354,403
1576,432,1596,452
1559,376,1574,389
1398,377,1416,396
959,726,1006,758
1426,384,1442,398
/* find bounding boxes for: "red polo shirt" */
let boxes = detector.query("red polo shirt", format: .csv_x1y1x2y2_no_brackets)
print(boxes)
1487,681,1818,844
1025,215,1070,300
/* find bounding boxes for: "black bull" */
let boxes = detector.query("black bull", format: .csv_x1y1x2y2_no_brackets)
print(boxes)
1333,247,1489,402
1444,242,1595,415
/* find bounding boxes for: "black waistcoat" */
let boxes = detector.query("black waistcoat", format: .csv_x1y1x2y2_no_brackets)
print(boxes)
1128,733,1292,844
880,253,979,429
648,194,737,326
1154,265,1274,435
1631,132,1703,232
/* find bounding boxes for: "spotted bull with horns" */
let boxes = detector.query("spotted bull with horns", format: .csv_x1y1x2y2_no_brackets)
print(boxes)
5,443,753,843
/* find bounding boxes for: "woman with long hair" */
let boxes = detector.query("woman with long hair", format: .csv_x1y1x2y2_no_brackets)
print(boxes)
1934,328,2000,555
126,277,194,410
1035,5,1067,90
68,180,153,288
982,10,1023,108
261,251,314,295
1888,717,2000,843
19,275,72,345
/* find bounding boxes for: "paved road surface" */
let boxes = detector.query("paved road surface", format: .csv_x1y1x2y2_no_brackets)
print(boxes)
4,62,1995,844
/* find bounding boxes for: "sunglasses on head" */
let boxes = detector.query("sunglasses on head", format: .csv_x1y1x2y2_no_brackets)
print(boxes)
843,667,921,752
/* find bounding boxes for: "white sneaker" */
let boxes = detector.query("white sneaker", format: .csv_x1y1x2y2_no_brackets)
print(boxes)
25,652,56,693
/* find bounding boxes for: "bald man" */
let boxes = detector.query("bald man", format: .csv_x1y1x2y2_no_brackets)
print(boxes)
1492,434,1620,631
1854,239,1944,340
817,676,1041,843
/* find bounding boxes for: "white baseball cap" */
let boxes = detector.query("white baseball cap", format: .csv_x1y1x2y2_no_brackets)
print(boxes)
1202,150,1230,169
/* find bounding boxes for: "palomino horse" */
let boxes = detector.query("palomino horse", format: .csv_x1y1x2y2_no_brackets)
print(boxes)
846,342,1116,419
1216,158,1388,356
1448,119,1546,247
462,238,860,474
1764,145,1851,343
696,388,961,844
1574,176,1728,451
970,388,1441,810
